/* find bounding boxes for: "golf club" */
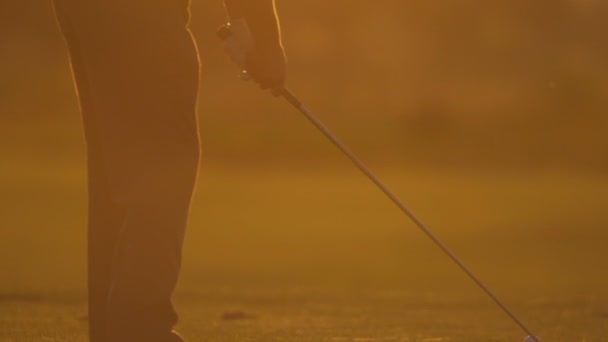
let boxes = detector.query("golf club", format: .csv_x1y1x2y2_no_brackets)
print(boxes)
279,87,541,342
218,25,542,342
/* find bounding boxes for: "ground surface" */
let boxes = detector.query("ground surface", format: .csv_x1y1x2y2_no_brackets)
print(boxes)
1,159,607,341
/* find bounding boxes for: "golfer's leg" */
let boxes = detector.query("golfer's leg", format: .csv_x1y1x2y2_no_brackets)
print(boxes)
85,142,125,342
54,1,200,340
53,3,126,341
107,178,197,341
94,4,201,341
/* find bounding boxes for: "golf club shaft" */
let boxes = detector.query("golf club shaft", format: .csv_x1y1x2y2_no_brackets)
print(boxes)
279,87,540,342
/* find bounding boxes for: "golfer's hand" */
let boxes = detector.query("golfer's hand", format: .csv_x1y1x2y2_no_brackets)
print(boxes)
222,19,287,95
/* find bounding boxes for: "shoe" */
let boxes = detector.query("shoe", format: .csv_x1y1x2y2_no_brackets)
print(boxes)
169,330,184,342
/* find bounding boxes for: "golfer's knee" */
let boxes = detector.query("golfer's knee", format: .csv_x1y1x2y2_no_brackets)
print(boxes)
115,157,198,208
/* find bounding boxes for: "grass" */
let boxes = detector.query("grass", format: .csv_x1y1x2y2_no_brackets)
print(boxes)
1,157,607,341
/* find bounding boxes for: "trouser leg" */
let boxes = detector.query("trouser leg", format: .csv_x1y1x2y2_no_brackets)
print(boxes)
53,4,126,341
53,1,200,340
86,134,126,342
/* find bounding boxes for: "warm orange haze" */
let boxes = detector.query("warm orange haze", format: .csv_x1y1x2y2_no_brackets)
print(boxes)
1,1,607,341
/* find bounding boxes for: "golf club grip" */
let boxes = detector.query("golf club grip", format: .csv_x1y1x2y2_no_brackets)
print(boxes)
217,24,231,41
217,24,252,81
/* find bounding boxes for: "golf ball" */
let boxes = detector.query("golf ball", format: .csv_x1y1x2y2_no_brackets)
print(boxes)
524,336,540,342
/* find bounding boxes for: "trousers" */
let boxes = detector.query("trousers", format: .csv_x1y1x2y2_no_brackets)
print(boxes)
53,1,200,340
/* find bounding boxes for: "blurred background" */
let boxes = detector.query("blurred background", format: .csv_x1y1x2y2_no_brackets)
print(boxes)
2,0,607,170
1,1,607,340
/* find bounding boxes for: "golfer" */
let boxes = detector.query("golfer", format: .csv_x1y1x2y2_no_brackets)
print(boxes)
53,0,286,341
